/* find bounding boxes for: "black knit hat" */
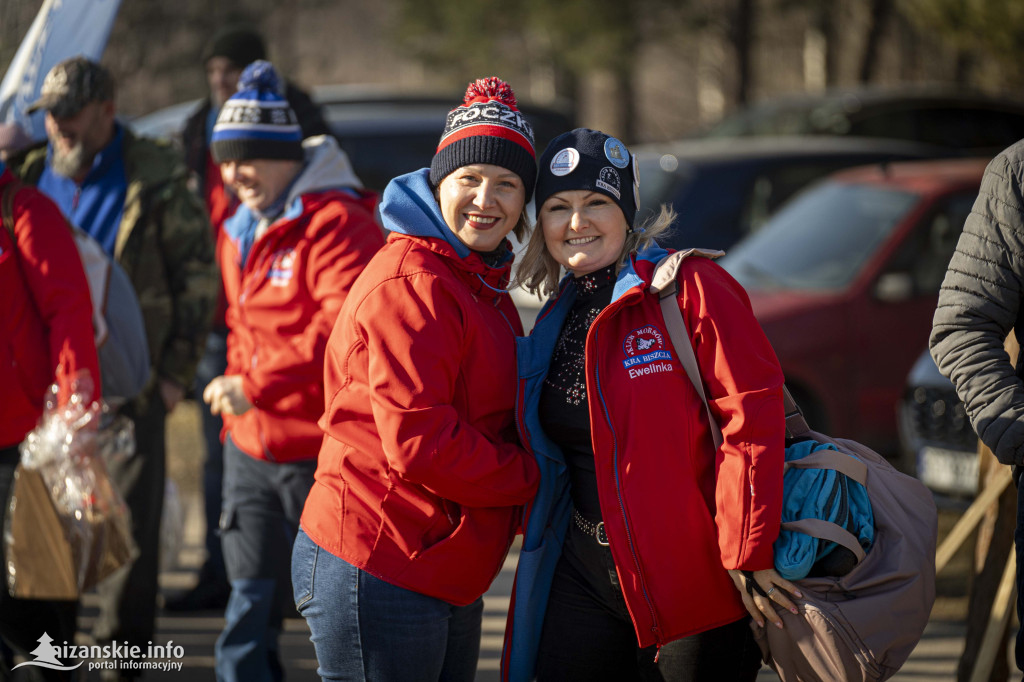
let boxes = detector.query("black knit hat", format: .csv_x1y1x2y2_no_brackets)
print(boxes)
210,61,303,163
429,77,537,202
536,128,639,228
203,26,266,69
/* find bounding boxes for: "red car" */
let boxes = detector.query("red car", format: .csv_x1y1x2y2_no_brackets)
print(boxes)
720,159,988,455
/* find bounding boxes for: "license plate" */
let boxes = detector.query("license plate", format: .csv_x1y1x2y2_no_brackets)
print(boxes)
917,446,978,496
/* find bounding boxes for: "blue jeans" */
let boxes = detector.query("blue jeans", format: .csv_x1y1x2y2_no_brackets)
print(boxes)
292,528,483,681
215,435,317,682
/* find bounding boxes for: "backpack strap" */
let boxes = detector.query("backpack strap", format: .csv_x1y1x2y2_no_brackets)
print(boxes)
654,251,869,562
653,250,812,440
652,250,725,451
1,181,21,245
784,449,867,486
782,387,811,439
781,517,866,563
649,248,725,296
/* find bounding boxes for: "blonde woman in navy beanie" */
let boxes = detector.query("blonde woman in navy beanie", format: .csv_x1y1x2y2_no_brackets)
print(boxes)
294,77,540,681
503,129,798,681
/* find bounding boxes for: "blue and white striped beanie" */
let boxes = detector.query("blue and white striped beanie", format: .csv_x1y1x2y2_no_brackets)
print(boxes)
211,60,303,163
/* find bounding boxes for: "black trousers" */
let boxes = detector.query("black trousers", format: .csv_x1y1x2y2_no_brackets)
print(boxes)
216,433,316,680
92,396,167,651
0,445,77,681
537,519,763,682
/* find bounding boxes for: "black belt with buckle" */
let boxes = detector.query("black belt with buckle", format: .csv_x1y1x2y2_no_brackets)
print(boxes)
573,508,609,546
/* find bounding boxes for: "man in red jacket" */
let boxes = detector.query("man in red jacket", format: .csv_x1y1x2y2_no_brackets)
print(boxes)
169,24,334,614
201,61,383,682
0,162,99,680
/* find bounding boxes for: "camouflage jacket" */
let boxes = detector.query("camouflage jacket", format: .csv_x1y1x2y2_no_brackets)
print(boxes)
13,128,217,402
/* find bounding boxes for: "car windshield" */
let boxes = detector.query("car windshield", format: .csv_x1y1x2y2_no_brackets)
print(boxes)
636,153,690,209
720,181,918,292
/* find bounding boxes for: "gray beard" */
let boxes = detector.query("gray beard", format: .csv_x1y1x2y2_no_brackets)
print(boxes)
50,141,89,179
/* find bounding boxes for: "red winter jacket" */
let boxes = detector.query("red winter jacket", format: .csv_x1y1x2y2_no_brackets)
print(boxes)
220,177,383,463
504,249,785,677
586,256,786,637
301,227,541,606
0,169,100,448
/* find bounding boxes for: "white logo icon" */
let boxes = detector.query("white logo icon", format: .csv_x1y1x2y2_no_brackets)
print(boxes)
13,633,83,672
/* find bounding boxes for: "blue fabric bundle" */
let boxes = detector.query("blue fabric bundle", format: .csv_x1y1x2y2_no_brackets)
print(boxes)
774,440,875,580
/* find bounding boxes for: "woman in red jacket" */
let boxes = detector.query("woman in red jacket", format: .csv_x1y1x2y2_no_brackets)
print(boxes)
0,163,99,680
504,129,798,681
295,78,540,681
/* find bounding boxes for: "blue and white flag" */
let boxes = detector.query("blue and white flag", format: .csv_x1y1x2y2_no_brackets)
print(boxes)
0,0,122,143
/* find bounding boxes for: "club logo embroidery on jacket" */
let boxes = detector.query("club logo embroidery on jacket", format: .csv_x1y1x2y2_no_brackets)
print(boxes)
268,249,296,287
622,324,674,379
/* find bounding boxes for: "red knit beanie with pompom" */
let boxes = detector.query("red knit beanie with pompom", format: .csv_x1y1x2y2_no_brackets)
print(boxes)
429,76,537,201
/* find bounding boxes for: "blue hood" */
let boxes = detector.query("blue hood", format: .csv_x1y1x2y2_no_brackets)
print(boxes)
379,169,470,258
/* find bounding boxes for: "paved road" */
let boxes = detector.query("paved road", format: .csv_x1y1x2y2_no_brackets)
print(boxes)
58,496,989,681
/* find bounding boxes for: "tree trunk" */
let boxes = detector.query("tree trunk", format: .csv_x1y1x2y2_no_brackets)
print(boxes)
814,4,839,86
729,0,755,106
615,64,636,143
859,0,892,83
954,49,974,87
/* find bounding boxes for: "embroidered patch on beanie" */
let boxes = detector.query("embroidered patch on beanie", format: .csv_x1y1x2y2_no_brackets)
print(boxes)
429,77,537,201
210,60,304,164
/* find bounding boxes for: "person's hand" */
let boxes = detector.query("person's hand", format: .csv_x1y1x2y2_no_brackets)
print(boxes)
727,568,802,630
159,378,186,413
202,375,252,416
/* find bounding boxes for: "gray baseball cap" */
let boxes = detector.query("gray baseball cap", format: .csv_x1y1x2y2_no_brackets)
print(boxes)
26,56,115,118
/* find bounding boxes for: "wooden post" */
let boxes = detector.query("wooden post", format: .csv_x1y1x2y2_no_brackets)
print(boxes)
935,467,1011,575
955,334,1020,682
969,552,1016,682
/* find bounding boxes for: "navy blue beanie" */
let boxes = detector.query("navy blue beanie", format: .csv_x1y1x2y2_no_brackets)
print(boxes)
211,61,303,163
535,128,639,228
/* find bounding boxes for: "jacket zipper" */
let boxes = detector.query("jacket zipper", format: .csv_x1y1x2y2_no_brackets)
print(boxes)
590,296,663,645
235,232,275,438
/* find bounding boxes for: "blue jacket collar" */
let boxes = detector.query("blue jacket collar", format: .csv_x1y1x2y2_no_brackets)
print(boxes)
555,243,670,306
380,169,472,259
526,243,672,377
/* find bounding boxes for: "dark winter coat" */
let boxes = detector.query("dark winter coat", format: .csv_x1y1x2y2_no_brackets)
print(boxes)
930,139,1024,465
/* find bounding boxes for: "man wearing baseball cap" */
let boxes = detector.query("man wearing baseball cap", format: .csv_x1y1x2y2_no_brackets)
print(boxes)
13,55,217,679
